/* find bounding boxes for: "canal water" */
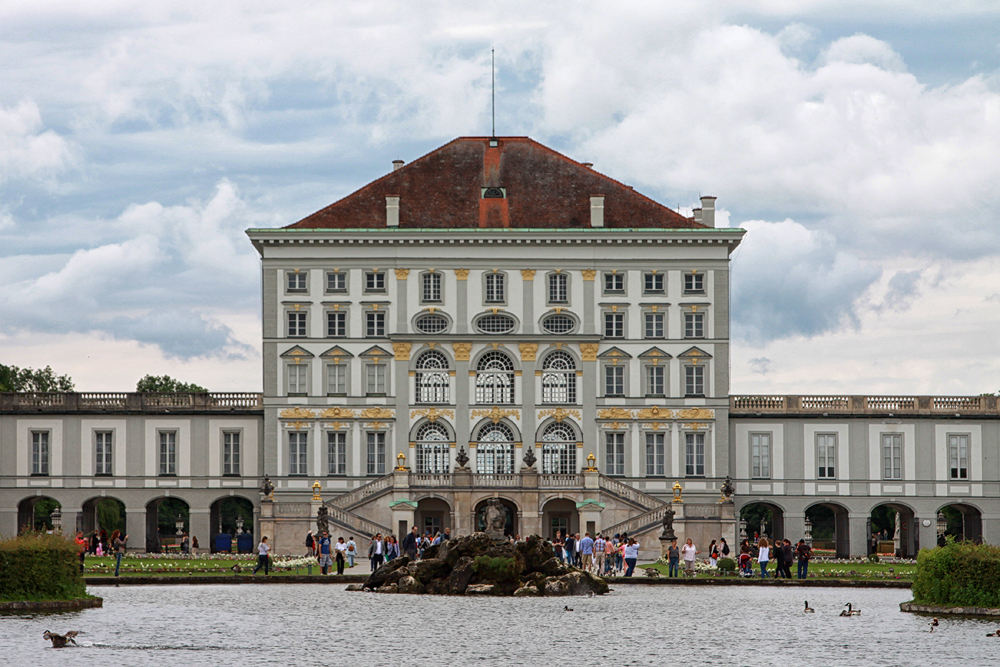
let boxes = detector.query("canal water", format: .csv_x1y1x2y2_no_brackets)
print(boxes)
1,585,997,666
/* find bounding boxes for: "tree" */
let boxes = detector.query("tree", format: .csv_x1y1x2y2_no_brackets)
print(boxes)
0,364,75,392
136,375,208,393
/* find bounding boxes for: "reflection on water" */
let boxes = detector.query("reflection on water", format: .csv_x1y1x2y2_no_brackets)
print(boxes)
0,584,997,666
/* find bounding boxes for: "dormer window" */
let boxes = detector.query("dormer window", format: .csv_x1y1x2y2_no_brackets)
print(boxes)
482,187,505,199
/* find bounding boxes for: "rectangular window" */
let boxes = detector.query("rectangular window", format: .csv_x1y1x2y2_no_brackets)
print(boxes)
287,271,306,292
365,271,385,292
604,272,625,294
367,432,386,475
644,272,664,293
751,433,770,479
158,431,176,476
366,364,386,395
366,311,385,337
949,434,969,480
548,273,568,304
223,431,241,476
422,272,441,302
605,365,624,396
326,271,346,292
882,433,902,480
817,434,836,479
645,432,665,476
31,431,49,475
327,431,346,476
684,272,704,294
684,312,704,338
327,364,347,396
327,311,346,337
604,312,624,338
605,432,625,476
644,312,664,339
95,431,113,476
485,272,505,303
685,365,705,397
646,365,664,396
287,364,308,395
289,432,307,476
287,311,306,337
685,432,705,476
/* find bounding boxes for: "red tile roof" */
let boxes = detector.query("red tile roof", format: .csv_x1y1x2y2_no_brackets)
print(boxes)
286,137,704,230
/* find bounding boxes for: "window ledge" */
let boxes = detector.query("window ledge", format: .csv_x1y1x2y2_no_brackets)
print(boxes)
30,472,50,477
94,473,114,478
222,473,241,478
158,473,177,477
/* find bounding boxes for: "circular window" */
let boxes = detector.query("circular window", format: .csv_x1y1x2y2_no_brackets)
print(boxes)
475,313,517,334
415,314,449,334
541,314,576,334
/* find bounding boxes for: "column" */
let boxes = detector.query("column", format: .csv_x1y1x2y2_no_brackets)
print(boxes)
455,269,469,334
519,342,538,468
189,508,211,552
126,507,146,553
848,513,869,558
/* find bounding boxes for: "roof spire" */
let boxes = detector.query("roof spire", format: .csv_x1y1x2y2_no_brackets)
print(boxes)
491,48,495,138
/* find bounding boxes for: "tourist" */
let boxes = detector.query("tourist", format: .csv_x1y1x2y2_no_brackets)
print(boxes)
617,538,626,574
796,539,812,579
369,533,384,570
579,532,595,571
386,535,400,562
757,537,770,578
317,530,333,575
553,532,565,562
739,541,752,576
305,530,315,557
252,536,270,575
335,536,347,575
191,535,199,558
594,534,606,574
604,536,615,575
720,537,730,559
564,532,576,566
181,532,190,555
432,532,442,547
442,527,452,541
111,529,128,577
74,531,87,573
708,539,718,567
780,539,794,578
623,538,640,577
667,539,680,577
681,538,699,576
401,526,420,559
574,533,583,567
346,536,357,567
772,537,784,578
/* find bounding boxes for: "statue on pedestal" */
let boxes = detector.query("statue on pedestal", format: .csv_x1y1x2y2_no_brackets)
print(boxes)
721,476,734,502
483,498,507,541
660,506,677,541
261,475,274,499
455,446,470,469
522,448,536,468
317,506,330,535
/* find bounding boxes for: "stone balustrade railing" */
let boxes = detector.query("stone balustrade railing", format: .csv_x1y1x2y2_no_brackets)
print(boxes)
0,392,263,412
598,474,665,511
731,395,998,416
329,474,394,509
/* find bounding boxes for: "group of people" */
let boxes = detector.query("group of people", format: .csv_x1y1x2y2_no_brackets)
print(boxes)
739,537,813,579
552,531,643,577
367,527,453,570
74,529,129,575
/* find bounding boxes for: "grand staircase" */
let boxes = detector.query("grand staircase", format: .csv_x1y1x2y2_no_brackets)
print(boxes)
322,474,395,539
597,475,670,538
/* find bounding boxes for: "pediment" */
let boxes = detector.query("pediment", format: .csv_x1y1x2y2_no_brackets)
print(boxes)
597,346,632,359
678,346,712,360
280,345,314,358
360,345,392,359
320,345,354,358
638,347,672,360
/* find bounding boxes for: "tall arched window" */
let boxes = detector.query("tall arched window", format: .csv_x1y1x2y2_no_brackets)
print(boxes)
475,351,515,404
415,422,450,474
541,351,576,404
415,350,450,403
541,422,577,474
476,422,515,475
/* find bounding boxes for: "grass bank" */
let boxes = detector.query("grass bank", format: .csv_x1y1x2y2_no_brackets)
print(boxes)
640,559,915,581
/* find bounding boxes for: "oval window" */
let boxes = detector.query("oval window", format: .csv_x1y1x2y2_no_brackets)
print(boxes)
475,314,516,334
415,314,449,334
541,314,576,334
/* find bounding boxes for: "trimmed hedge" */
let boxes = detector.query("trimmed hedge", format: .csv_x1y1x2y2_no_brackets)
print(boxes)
912,539,1000,607
0,533,89,601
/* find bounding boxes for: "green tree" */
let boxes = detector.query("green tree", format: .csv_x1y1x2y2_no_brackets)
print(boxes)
96,498,126,534
136,374,208,393
0,364,75,392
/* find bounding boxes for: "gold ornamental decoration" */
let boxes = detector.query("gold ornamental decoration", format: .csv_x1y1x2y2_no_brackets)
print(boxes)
452,342,472,361
581,269,597,281
312,480,322,500
672,481,683,503
580,343,599,362
392,342,412,361
635,405,674,420
520,269,535,280
471,406,520,424
597,407,634,420
410,408,455,423
454,269,469,280
280,407,316,420
358,407,394,420
519,343,538,361
320,407,355,419
585,452,597,471
676,407,715,420
394,268,409,280
537,407,581,423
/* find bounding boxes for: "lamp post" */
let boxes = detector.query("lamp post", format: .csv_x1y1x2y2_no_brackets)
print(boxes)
236,515,245,535
937,511,947,537
738,519,747,542
50,506,62,533
804,518,813,547
175,513,184,536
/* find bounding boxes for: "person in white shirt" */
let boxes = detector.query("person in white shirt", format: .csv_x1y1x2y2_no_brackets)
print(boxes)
623,538,640,577
252,536,271,575
335,536,348,575
345,537,357,568
681,538,699,576
757,537,770,578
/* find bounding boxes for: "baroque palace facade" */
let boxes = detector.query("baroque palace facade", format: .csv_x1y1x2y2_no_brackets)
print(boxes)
2,136,998,557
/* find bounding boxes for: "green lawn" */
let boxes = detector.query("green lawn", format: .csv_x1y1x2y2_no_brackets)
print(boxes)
82,555,366,577
640,560,916,580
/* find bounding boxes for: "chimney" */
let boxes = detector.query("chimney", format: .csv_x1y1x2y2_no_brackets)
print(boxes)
590,195,605,228
700,196,716,228
582,162,593,168
385,195,400,227
692,208,702,225
392,160,404,171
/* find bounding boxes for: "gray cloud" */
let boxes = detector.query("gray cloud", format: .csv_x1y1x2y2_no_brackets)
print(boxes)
748,357,772,374
876,269,923,312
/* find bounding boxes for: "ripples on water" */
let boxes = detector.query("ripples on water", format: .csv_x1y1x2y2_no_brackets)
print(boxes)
1,584,997,666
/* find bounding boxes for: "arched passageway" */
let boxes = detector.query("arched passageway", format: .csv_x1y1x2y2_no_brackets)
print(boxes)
541,497,579,541
869,503,916,557
806,503,850,558
738,502,785,543
80,497,126,537
938,503,983,544
209,496,254,552
474,497,519,537
416,497,452,537
17,496,61,533
145,497,190,553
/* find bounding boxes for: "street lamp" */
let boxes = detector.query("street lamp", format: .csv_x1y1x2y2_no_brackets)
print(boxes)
236,515,245,535
175,513,184,536
804,518,813,547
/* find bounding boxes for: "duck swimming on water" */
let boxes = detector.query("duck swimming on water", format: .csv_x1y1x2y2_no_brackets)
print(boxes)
839,603,861,617
564,605,573,611
929,618,939,632
43,631,81,648
986,628,1000,637
803,601,814,613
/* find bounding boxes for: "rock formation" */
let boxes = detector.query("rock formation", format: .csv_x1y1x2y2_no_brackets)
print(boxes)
359,533,610,596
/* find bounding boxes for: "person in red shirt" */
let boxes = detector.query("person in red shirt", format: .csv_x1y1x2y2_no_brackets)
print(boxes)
74,531,88,573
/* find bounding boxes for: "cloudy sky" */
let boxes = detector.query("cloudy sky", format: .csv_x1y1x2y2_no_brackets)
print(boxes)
2,1,998,395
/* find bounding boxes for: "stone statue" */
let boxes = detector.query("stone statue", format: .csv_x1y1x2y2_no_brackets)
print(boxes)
893,511,901,539
660,506,676,541
455,446,470,469
483,498,507,540
261,475,274,498
317,506,330,535
721,475,734,500
522,448,537,468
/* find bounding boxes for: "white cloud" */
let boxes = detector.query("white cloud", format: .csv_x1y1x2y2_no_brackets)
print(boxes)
0,100,75,183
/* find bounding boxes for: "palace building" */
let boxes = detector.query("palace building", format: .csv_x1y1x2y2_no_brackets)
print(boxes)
2,136,997,557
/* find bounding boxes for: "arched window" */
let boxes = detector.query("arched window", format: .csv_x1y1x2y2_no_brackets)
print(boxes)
415,422,450,474
541,422,577,474
415,350,450,403
541,351,577,404
475,351,515,404
476,422,515,475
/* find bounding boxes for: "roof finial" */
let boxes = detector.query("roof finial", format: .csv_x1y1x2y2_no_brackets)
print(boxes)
491,48,496,139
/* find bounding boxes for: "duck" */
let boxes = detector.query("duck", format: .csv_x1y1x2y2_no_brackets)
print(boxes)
803,601,814,613
839,603,861,617
43,631,81,648
986,628,1000,637
929,618,939,632
564,605,573,611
